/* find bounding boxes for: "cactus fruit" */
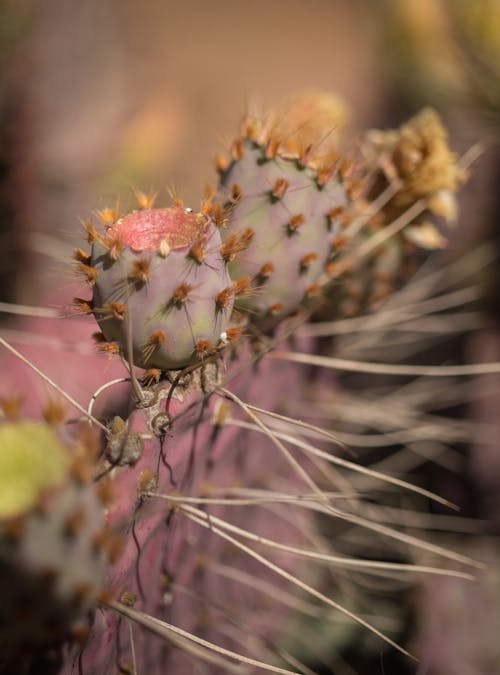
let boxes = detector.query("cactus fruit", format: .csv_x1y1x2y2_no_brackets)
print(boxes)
217,134,348,327
87,204,235,370
0,420,109,673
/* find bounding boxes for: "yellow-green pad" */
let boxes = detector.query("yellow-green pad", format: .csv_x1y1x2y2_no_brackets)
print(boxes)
0,422,68,518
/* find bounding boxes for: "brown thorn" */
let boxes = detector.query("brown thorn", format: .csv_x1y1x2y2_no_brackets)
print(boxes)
231,183,243,203
215,153,229,173
225,326,242,342
146,330,166,347
73,297,93,315
270,178,289,202
326,205,345,230
194,339,215,359
211,202,229,229
141,368,162,386
132,187,157,209
264,137,279,160
96,204,119,225
106,233,122,261
305,283,322,298
170,283,192,308
188,237,206,265
267,302,284,316
73,248,90,265
214,286,234,312
220,228,254,263
77,263,98,286
232,277,251,296
230,139,244,161
240,115,261,141
107,302,128,321
299,252,318,274
129,259,150,284
286,213,305,235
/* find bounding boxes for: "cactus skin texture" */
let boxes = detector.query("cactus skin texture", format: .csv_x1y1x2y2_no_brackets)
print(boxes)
0,421,108,674
217,138,347,327
89,205,234,370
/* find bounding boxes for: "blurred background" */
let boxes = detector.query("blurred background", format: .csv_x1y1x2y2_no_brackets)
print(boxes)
1,1,500,673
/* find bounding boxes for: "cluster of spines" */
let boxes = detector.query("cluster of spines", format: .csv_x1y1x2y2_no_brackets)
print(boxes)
74,194,250,372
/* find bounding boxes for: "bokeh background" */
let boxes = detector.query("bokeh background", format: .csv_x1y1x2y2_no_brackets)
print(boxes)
1,1,500,673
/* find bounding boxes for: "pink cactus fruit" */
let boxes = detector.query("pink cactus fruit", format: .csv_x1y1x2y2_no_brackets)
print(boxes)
86,204,235,370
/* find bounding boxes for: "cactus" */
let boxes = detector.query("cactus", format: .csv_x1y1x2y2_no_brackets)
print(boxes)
0,419,109,674
0,96,488,675
86,204,235,370
216,122,348,328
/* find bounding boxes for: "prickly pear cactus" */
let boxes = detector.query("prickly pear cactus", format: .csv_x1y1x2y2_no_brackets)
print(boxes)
0,420,109,674
84,204,236,370
0,93,480,675
217,130,348,327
